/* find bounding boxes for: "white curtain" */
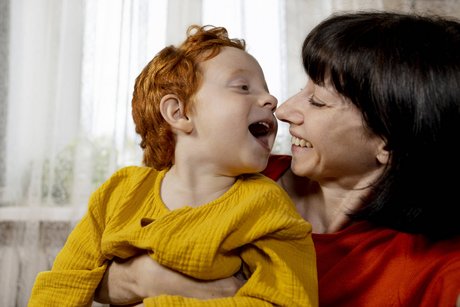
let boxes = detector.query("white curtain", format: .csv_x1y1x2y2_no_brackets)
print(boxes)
4,0,460,211
1,0,299,211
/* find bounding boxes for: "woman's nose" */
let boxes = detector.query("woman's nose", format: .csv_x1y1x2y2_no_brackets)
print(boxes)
275,97,291,123
275,95,302,124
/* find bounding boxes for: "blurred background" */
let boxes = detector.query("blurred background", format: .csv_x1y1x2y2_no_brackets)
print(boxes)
1,0,459,305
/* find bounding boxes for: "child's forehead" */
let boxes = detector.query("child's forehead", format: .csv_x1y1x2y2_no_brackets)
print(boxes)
200,47,261,72
198,48,268,89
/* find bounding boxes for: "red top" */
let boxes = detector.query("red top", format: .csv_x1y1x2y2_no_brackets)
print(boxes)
263,155,460,306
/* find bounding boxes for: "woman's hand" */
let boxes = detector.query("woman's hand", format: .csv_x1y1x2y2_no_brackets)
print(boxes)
94,253,244,305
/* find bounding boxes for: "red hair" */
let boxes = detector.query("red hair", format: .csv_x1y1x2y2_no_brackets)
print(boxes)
132,25,246,170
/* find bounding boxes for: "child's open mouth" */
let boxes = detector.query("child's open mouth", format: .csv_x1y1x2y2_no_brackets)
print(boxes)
248,120,276,151
248,121,271,138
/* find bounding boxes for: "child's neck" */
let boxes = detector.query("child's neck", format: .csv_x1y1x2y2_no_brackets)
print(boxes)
160,164,237,210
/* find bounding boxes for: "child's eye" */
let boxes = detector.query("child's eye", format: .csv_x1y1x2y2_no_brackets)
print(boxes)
229,79,250,92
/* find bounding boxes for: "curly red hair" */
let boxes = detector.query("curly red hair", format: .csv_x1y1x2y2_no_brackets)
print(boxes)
132,25,246,170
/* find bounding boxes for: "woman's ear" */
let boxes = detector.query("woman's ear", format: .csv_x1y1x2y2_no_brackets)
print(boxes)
160,94,193,133
376,141,390,165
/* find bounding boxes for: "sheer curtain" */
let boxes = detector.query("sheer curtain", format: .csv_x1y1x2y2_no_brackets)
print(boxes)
1,0,299,212
5,0,460,211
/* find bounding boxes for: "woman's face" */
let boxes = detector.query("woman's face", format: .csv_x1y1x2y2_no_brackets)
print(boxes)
275,78,387,188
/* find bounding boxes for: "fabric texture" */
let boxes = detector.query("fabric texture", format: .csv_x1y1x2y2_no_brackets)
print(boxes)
29,166,317,307
263,154,460,307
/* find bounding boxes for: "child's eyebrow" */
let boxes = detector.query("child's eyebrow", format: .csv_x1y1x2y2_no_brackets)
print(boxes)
228,68,251,77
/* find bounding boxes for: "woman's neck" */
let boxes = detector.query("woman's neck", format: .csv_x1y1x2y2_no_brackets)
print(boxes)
277,169,362,234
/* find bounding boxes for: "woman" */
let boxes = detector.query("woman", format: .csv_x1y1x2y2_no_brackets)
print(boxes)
95,11,460,306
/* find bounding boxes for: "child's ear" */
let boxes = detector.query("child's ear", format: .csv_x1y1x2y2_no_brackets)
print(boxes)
160,94,193,133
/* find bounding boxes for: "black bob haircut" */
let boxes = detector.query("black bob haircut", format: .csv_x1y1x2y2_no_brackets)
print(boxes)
302,11,460,240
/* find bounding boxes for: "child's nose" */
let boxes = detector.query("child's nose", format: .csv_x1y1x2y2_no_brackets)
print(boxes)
260,93,278,111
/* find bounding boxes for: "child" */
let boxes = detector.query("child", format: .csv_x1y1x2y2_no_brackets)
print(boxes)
29,25,317,306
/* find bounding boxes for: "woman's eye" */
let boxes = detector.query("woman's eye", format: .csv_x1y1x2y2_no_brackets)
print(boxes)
308,95,326,107
240,84,249,91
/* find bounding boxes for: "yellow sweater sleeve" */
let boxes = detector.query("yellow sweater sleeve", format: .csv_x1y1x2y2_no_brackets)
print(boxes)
28,166,157,307
29,168,318,306
28,190,108,306
142,233,317,307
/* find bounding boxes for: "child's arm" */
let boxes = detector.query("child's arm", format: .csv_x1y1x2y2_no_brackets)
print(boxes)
28,190,108,306
94,253,244,305
98,174,317,306
141,181,317,306
141,230,317,306
97,207,316,307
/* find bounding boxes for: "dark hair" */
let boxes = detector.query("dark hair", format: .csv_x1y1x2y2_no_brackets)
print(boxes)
302,11,460,240
132,25,245,170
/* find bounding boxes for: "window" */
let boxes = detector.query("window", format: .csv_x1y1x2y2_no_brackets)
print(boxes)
1,0,299,209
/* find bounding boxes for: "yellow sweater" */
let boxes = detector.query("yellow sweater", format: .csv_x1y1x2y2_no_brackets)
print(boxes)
29,166,318,306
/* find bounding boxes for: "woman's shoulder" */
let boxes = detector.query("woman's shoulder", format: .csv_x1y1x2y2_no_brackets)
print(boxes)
313,222,460,306
314,221,460,271
315,221,460,253
389,231,460,304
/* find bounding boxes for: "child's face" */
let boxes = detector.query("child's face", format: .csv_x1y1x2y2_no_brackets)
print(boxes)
190,47,278,176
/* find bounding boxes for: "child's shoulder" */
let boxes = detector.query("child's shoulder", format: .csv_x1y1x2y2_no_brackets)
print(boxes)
99,166,159,192
111,165,154,178
240,173,294,206
237,173,309,231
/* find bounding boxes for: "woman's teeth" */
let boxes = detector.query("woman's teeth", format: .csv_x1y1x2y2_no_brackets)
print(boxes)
291,136,312,148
